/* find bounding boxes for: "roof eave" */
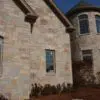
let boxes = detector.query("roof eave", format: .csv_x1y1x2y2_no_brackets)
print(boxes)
44,0,75,33
66,7,100,17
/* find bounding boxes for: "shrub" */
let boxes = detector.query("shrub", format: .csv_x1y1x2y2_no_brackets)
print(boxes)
0,94,8,100
51,85,57,94
29,83,73,98
30,83,42,97
56,84,61,94
41,84,52,96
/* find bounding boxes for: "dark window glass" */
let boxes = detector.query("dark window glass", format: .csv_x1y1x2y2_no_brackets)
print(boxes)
78,14,89,34
95,15,100,33
82,50,93,65
45,49,55,73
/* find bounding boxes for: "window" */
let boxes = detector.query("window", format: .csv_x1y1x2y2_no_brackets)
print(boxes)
78,14,89,34
82,50,93,65
95,15,100,33
45,49,56,73
0,36,3,76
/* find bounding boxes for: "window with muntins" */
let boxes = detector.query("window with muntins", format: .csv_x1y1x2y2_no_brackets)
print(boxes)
45,49,56,73
95,15,100,33
78,14,89,34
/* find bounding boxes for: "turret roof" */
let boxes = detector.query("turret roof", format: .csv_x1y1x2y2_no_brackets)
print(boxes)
66,0,100,17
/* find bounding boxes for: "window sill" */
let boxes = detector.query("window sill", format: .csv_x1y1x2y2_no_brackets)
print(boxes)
96,33,100,35
79,33,90,36
46,71,56,76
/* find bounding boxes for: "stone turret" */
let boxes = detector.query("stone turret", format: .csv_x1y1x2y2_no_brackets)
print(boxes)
66,0,100,81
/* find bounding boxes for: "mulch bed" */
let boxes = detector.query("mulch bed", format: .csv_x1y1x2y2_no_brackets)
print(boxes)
30,87,100,100
71,87,100,100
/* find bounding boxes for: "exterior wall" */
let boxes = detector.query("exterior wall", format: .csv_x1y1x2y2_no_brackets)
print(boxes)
0,0,72,100
70,11,100,78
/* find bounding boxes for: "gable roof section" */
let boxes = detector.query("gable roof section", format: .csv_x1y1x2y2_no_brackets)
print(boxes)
44,0,74,32
13,0,74,33
66,0,100,17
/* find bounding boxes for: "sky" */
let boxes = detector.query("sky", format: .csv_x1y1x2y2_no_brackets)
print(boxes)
54,0,100,14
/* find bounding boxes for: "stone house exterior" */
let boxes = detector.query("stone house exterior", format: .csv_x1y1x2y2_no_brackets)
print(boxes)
0,0,100,99
0,0,74,100
66,1,100,82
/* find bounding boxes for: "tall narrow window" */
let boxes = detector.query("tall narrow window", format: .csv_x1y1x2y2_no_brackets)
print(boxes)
82,50,93,65
0,36,3,76
45,49,56,73
95,15,100,33
78,14,89,34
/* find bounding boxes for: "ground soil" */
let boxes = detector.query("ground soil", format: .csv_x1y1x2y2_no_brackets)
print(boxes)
31,87,100,100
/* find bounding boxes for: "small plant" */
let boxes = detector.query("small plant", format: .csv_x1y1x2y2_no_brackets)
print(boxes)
51,85,57,94
72,61,95,86
0,94,8,100
56,84,61,94
29,83,73,98
61,83,68,93
29,83,42,98
41,84,52,96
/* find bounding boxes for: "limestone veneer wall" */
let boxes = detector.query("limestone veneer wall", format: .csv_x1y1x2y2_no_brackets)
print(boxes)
0,0,72,100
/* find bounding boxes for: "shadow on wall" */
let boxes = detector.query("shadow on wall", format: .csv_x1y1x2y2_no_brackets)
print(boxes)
72,61,95,86
29,83,73,98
